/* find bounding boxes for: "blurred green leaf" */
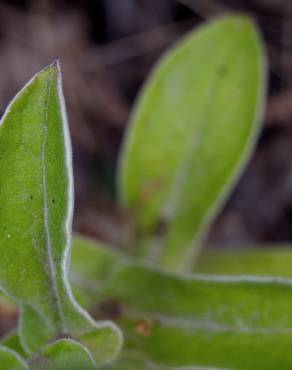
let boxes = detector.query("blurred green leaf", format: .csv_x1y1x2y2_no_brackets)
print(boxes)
1,332,27,359
0,346,27,370
71,237,292,370
118,15,266,272
71,237,124,303
102,352,227,370
0,63,122,365
195,247,292,276
40,338,95,370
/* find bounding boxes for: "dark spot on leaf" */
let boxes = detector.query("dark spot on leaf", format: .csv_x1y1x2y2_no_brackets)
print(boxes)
52,199,55,203
30,195,33,200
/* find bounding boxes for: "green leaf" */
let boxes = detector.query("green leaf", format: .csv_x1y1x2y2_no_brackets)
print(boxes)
2,333,97,370
195,247,292,277
102,352,226,370
101,265,292,370
40,338,95,369
71,236,125,304
71,237,292,370
118,15,267,272
0,63,122,365
1,332,27,359
0,346,27,370
104,352,229,370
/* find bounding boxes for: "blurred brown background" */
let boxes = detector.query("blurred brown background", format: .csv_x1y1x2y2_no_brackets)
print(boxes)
0,0,292,248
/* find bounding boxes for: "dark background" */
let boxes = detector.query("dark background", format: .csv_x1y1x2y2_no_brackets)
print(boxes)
0,0,291,248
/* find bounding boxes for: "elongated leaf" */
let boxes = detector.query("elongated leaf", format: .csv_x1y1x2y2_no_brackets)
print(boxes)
195,247,292,276
118,15,266,272
43,351,227,370
103,352,228,370
0,63,122,365
71,237,292,370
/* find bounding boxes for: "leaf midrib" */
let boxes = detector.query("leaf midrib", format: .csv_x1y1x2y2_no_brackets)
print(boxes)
119,308,292,335
152,32,239,262
41,67,65,331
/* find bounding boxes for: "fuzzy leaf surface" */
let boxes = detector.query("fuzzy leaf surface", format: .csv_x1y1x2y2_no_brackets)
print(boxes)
40,338,95,369
0,64,122,364
71,237,292,370
118,15,266,271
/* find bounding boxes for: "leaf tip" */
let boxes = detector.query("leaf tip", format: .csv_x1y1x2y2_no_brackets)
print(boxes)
46,58,62,77
51,58,60,67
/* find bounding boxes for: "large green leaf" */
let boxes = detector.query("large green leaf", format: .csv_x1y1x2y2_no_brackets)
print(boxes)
71,237,292,370
0,63,122,365
118,15,266,272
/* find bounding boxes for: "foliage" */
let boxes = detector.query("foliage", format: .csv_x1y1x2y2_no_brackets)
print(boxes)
0,62,122,368
118,15,266,272
0,14,271,370
71,238,292,370
195,247,292,277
